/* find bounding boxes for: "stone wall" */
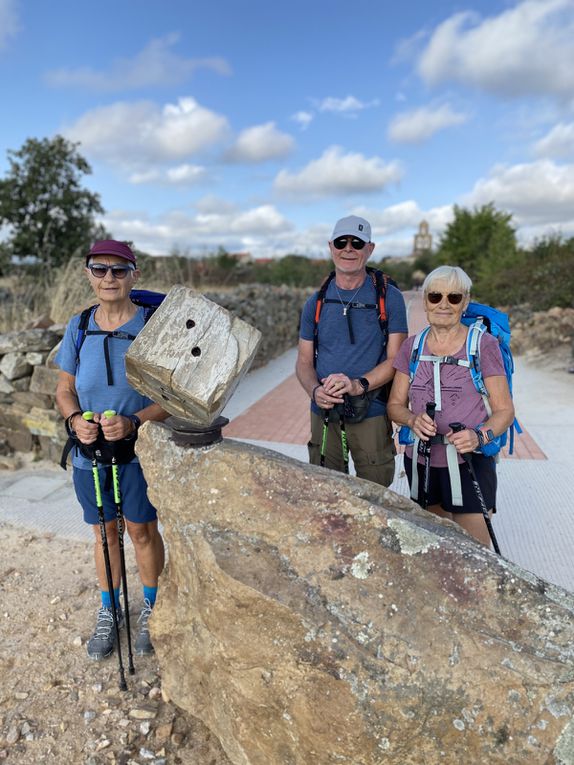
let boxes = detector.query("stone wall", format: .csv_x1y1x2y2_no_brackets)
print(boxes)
0,284,311,463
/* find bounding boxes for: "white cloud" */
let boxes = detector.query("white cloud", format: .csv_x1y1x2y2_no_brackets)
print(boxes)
464,159,574,226
45,33,231,91
388,103,468,143
274,146,402,198
64,97,230,169
128,163,207,186
418,0,574,97
0,0,18,48
291,111,313,130
102,204,293,257
225,122,295,163
534,122,574,158
316,95,379,114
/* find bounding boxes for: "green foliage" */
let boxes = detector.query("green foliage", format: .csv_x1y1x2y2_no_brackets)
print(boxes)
0,135,104,273
375,258,415,291
435,203,517,286
476,234,574,309
253,255,330,287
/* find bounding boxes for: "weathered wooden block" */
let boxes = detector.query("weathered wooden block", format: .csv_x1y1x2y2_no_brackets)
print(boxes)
125,285,262,426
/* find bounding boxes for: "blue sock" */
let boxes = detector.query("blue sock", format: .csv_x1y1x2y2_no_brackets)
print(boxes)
143,586,157,607
101,588,120,609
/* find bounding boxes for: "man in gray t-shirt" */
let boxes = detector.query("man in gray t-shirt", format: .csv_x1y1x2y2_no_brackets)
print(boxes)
296,215,407,486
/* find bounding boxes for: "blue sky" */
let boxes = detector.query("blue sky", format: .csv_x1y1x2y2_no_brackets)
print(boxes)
1,0,574,259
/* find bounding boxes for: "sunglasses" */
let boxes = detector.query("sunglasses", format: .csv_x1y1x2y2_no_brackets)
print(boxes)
88,263,135,279
426,292,465,305
332,236,367,251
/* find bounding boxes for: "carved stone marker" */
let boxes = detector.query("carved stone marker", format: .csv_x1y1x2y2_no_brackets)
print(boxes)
136,424,574,765
125,285,262,426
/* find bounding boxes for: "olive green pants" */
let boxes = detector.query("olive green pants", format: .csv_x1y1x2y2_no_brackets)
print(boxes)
308,412,396,487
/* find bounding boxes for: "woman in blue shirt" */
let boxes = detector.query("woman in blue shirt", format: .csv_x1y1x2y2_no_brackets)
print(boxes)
56,240,168,662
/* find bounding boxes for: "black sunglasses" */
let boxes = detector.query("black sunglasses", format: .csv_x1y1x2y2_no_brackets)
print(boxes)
332,236,367,251
88,263,135,279
426,292,464,305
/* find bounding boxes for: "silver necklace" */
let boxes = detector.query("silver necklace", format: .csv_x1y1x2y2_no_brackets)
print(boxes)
335,283,363,316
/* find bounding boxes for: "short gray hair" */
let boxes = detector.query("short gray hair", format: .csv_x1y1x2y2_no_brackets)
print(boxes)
422,265,472,295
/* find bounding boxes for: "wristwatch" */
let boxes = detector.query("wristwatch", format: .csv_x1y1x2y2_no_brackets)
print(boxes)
357,377,369,396
127,414,141,438
474,426,495,449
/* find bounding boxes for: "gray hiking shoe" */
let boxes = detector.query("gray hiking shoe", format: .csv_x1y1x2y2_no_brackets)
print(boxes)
134,598,154,656
86,605,124,661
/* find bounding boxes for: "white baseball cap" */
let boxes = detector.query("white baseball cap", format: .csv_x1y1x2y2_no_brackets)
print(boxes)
331,215,372,243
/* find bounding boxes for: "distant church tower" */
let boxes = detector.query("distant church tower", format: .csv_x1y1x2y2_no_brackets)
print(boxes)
413,220,432,255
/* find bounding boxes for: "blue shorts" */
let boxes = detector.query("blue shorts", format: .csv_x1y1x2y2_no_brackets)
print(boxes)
404,453,497,514
73,463,158,525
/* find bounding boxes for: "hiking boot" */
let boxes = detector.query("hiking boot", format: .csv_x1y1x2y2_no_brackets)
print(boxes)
134,598,154,656
86,605,124,661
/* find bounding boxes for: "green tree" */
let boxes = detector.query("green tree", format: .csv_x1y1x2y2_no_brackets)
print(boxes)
436,203,517,289
0,135,104,274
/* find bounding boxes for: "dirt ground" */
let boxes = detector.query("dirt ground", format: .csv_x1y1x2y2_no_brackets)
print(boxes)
0,524,231,765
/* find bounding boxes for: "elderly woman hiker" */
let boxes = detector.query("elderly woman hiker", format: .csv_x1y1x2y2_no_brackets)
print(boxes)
55,240,169,661
387,265,515,547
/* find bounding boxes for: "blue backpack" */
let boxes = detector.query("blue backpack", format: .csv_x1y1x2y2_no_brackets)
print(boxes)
400,302,522,456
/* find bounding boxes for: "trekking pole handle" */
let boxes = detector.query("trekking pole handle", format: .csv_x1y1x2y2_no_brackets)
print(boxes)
417,401,437,457
103,410,117,419
82,411,95,422
449,422,472,463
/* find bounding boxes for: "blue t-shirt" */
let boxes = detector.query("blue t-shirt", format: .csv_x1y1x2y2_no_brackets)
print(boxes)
56,307,154,469
300,276,407,417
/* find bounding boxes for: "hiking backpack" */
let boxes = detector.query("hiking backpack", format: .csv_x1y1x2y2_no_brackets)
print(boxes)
60,289,165,469
399,301,522,456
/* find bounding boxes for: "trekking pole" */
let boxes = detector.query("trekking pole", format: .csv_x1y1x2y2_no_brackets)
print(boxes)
103,410,135,676
417,402,436,509
83,411,128,691
449,422,502,556
339,412,349,474
319,410,330,468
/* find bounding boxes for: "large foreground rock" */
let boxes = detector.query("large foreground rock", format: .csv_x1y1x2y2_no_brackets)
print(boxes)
125,285,261,425
138,424,574,765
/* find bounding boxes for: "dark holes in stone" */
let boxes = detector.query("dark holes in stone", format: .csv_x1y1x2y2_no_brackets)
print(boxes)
191,346,201,357
186,319,196,329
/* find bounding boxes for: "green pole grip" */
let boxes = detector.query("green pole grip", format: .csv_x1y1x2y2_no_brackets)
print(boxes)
83,411,94,422
104,410,117,419
91,465,102,506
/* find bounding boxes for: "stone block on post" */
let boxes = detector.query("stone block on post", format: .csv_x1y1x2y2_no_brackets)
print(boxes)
125,285,262,426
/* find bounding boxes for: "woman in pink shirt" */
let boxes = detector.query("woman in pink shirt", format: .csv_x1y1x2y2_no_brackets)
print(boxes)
387,266,515,547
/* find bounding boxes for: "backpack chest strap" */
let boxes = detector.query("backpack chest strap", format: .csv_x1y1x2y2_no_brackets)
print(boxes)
416,354,471,412
84,329,137,385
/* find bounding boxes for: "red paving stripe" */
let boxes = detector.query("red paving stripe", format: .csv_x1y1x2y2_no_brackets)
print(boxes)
224,291,546,460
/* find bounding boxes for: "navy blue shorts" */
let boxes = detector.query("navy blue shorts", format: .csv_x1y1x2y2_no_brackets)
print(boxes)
73,463,157,525
404,453,497,514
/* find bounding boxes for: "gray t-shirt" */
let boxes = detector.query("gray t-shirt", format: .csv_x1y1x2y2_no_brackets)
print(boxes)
393,331,506,467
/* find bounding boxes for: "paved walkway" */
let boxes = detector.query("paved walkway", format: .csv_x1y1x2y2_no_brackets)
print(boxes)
1,291,573,592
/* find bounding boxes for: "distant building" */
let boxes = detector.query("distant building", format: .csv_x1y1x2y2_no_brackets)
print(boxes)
413,220,432,256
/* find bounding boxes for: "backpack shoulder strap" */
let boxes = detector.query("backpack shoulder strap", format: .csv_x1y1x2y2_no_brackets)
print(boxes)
313,271,336,367
366,267,390,324
408,326,430,382
465,320,488,397
75,305,97,363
